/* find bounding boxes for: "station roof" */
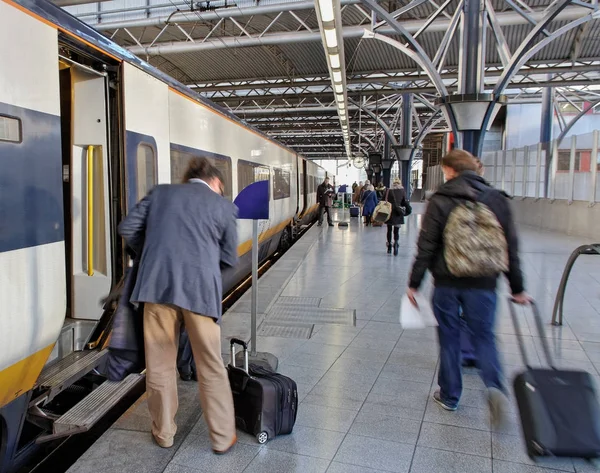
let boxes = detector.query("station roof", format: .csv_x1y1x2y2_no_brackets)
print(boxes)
64,0,600,159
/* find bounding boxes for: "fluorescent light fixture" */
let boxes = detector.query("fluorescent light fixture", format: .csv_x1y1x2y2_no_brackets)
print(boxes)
318,0,335,22
334,83,343,94
338,103,346,110
336,93,344,102
332,70,342,83
324,29,337,49
329,53,341,69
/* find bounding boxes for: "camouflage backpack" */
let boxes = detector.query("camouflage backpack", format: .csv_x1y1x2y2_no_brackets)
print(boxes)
443,194,509,278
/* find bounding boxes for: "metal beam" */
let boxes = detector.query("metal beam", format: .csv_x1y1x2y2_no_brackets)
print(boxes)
126,6,590,56
94,0,360,31
54,0,111,5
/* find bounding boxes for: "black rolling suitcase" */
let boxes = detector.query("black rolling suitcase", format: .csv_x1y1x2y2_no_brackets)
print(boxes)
349,205,360,217
227,339,298,444
509,299,600,459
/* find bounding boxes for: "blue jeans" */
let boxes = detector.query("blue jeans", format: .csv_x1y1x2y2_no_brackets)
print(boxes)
460,312,477,363
433,286,504,407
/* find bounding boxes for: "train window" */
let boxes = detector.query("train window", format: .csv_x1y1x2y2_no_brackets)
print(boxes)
136,143,156,200
273,168,291,200
0,115,21,143
299,172,304,194
238,160,270,195
170,146,233,200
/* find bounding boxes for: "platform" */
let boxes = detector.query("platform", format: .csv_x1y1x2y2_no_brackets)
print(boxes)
68,206,600,473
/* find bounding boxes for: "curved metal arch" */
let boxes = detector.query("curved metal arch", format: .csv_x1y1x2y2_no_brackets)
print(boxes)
410,109,445,160
478,5,597,155
348,97,400,150
493,3,596,95
556,99,600,145
352,130,378,152
363,31,449,97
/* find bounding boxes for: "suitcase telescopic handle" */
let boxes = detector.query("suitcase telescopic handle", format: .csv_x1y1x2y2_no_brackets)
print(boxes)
229,338,249,373
508,298,556,370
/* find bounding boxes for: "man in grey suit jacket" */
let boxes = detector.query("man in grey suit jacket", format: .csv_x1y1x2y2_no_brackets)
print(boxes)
119,157,238,454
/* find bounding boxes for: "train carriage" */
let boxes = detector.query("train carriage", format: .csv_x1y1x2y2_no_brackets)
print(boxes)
0,0,328,470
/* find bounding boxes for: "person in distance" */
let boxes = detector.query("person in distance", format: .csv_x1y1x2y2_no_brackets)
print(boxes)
361,183,378,226
317,176,335,227
118,157,238,454
407,149,530,427
384,178,409,256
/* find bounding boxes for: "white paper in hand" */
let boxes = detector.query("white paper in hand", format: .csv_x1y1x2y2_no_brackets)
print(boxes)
400,294,437,329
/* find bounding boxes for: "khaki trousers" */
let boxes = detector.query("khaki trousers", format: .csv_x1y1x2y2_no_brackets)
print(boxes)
143,303,235,450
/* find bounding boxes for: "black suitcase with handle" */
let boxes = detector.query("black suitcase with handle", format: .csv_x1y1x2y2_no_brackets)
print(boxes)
509,299,600,459
227,339,298,444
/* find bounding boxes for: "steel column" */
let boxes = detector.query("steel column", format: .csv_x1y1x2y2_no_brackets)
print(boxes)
383,134,392,188
461,0,484,155
540,79,554,197
401,94,413,195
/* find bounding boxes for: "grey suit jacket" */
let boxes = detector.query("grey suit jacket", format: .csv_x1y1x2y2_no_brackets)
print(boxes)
118,181,238,322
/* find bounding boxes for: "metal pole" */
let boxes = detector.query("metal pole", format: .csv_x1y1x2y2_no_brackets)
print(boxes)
251,219,258,356
535,142,542,199
540,80,554,197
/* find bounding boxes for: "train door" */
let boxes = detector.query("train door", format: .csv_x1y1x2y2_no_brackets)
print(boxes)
59,62,112,322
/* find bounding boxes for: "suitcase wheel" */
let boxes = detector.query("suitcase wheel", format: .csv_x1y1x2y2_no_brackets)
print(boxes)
257,432,268,444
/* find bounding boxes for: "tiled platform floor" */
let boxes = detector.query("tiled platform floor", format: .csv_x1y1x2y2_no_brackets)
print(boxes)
68,205,600,473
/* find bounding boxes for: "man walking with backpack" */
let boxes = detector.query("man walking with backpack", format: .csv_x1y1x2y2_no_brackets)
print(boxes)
407,149,529,426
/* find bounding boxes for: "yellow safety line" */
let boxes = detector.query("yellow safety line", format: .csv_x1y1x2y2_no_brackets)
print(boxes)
87,146,94,276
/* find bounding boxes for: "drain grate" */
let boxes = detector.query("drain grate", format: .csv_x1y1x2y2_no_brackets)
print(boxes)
277,296,321,307
259,323,314,339
268,304,356,326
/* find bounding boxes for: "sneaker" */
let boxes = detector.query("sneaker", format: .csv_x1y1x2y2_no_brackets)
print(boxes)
488,387,508,429
432,391,457,411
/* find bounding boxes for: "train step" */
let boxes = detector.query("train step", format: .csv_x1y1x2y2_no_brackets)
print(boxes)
36,349,108,404
36,373,144,443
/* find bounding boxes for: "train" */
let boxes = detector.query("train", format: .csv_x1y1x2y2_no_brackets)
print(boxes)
0,0,331,470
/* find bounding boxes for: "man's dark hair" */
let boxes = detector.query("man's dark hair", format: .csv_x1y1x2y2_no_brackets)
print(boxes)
441,149,478,173
183,157,224,184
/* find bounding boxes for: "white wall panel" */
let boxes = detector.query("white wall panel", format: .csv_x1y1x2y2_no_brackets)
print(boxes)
123,63,171,184
0,1,60,115
0,242,66,371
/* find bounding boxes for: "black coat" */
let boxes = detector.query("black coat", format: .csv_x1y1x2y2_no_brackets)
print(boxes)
408,172,524,294
385,188,407,226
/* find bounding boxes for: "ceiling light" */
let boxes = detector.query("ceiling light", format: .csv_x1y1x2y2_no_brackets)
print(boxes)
336,93,344,102
334,83,343,94
324,29,337,49
329,53,341,69
318,0,335,22
332,70,342,83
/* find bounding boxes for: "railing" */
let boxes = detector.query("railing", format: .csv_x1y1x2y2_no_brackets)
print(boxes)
551,244,600,326
481,130,600,204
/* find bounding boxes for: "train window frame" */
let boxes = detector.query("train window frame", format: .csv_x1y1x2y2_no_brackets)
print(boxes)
238,159,271,198
0,114,22,144
170,143,233,200
273,167,291,200
136,142,157,201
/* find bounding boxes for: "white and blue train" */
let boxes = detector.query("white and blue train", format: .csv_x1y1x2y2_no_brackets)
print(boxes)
0,0,329,469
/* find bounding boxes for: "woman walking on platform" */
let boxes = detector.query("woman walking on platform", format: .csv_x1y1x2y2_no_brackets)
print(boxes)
385,179,409,255
361,184,378,226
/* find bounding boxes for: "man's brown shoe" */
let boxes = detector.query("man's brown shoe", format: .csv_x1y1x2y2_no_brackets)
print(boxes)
212,435,237,455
